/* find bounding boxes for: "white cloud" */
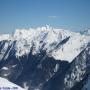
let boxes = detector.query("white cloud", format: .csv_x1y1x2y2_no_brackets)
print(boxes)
48,16,58,19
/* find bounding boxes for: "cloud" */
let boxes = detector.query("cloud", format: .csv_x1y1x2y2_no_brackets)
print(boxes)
48,16,58,19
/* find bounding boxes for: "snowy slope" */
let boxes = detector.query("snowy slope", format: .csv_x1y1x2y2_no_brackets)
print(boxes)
0,77,25,90
52,34,90,62
0,25,90,62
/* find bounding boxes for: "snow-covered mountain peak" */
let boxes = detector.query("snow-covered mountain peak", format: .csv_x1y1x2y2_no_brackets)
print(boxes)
81,28,90,35
0,26,90,62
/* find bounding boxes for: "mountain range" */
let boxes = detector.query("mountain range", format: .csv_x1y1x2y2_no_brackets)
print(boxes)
0,25,90,90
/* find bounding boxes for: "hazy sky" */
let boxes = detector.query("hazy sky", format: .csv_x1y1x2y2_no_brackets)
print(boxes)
0,0,90,33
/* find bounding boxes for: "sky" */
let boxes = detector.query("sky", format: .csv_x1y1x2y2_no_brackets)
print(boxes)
0,0,90,33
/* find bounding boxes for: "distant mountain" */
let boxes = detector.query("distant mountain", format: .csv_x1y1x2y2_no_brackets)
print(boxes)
0,26,90,90
80,28,90,35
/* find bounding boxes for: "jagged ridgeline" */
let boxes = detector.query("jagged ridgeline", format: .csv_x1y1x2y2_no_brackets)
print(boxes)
0,26,90,90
